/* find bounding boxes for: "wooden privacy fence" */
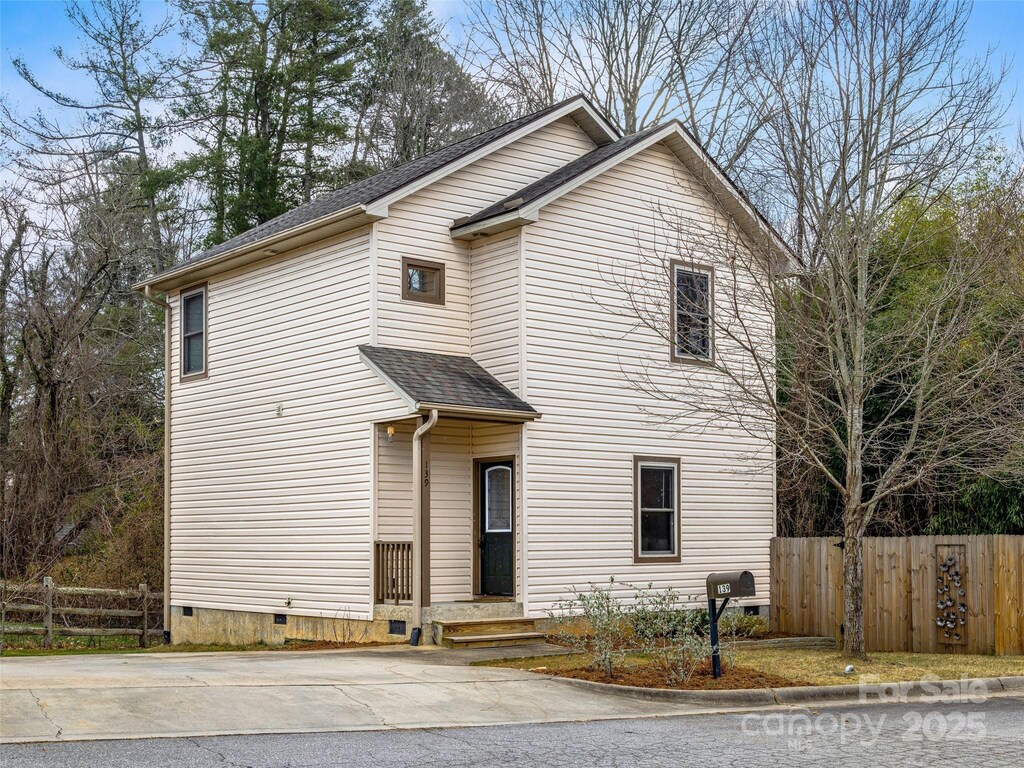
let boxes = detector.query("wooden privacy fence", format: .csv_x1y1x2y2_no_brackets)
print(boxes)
771,536,1024,655
375,540,413,604
0,578,164,649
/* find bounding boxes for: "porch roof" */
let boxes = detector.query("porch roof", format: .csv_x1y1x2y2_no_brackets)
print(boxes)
359,345,540,421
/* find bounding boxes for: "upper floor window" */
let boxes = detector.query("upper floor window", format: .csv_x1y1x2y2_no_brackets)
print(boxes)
672,261,713,363
180,284,207,379
402,257,445,305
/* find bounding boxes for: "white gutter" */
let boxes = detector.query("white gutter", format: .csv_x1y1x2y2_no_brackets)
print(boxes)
411,408,439,641
143,285,172,643
416,402,540,422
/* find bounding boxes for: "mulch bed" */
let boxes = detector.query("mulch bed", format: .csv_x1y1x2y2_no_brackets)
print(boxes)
530,661,811,690
279,640,401,651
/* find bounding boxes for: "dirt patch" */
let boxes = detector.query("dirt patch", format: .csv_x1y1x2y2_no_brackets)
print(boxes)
523,658,811,690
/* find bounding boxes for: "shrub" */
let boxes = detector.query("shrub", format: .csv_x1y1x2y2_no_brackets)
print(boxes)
690,608,769,639
547,581,758,683
719,611,770,639
631,584,712,684
547,577,630,678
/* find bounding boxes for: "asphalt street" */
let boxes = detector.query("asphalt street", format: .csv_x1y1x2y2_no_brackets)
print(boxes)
2,694,1021,767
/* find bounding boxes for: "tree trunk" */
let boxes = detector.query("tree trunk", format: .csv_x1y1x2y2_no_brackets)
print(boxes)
842,522,867,657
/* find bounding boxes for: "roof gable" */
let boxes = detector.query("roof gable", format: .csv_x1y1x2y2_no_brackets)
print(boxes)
451,121,791,263
139,96,619,292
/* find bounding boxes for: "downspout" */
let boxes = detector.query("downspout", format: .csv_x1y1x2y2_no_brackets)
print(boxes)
411,408,438,643
144,285,172,643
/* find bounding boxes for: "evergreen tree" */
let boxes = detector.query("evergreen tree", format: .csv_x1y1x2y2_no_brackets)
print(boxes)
177,0,367,243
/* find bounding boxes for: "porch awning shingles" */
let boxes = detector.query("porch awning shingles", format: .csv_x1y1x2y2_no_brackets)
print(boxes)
358,345,540,420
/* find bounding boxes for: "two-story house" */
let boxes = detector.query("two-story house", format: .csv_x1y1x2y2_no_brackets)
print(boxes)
136,96,787,647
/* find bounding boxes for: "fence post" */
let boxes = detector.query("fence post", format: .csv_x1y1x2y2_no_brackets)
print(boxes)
42,576,54,649
139,583,149,648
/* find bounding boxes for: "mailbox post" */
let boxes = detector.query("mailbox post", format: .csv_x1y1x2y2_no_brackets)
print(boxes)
706,571,756,679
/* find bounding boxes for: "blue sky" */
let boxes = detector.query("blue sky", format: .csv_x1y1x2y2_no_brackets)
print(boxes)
1,0,1022,140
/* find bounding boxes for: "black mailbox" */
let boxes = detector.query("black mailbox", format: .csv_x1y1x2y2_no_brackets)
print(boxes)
706,571,756,600
705,570,757,679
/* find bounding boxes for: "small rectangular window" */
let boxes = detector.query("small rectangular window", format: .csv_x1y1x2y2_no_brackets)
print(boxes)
672,262,713,362
402,257,445,305
180,284,207,379
634,457,680,562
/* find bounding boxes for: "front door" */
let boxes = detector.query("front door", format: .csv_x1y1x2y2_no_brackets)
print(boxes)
478,460,514,596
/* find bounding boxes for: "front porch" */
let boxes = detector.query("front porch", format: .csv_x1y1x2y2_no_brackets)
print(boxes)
371,415,535,643
359,344,542,644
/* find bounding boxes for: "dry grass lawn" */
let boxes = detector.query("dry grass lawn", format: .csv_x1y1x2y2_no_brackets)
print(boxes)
736,647,1024,685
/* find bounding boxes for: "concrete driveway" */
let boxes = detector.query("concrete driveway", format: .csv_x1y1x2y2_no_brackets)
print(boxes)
0,644,708,743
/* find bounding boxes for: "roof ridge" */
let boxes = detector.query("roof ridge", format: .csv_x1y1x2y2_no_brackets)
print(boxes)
142,95,609,287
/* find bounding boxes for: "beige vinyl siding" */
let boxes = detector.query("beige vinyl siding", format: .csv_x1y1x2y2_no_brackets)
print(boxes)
374,420,416,540
168,227,409,622
521,142,775,614
470,231,521,393
375,117,597,356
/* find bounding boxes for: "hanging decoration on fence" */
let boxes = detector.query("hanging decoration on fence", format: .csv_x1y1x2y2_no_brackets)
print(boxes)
935,544,967,645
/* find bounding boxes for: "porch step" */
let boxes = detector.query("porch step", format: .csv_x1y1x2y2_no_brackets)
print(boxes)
434,617,547,648
445,631,547,649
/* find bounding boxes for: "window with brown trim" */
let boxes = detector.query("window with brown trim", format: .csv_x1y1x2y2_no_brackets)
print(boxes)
402,257,445,305
180,284,208,380
634,457,680,563
671,261,713,363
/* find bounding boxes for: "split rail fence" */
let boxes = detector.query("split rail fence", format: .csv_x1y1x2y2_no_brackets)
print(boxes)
770,535,1024,656
0,577,164,649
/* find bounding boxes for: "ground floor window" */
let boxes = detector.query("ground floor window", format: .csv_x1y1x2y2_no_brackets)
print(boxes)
634,456,681,563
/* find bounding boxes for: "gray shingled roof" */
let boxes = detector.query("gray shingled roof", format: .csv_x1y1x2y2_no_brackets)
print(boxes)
359,345,538,416
453,122,666,230
148,97,606,283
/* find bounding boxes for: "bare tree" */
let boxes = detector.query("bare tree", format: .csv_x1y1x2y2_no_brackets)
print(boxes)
609,0,1022,657
0,140,165,583
347,0,504,175
464,0,763,174
4,0,183,271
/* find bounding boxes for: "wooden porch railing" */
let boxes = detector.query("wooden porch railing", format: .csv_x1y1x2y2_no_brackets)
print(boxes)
374,541,413,603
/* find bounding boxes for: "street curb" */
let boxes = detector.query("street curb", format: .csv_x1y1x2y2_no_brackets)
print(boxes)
544,674,1024,707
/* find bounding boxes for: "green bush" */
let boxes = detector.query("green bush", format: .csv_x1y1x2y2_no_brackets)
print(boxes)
548,577,630,678
719,612,770,639
630,584,711,683
547,580,729,682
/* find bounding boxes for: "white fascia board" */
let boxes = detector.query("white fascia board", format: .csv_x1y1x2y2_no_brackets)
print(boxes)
517,124,681,223
450,210,539,240
450,124,678,240
417,402,542,422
